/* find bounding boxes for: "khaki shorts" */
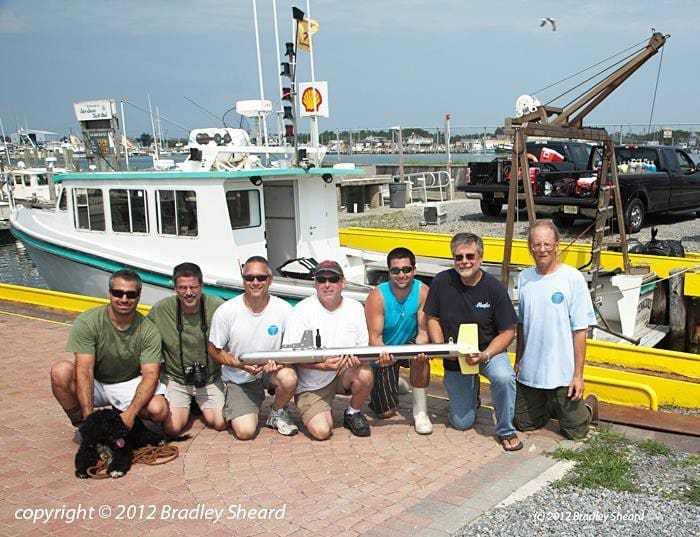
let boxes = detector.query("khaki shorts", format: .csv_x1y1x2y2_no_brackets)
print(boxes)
295,368,351,425
163,376,225,410
222,375,272,421
94,376,168,412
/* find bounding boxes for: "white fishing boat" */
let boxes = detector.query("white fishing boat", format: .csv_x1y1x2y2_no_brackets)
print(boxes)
9,124,377,304
2,159,65,206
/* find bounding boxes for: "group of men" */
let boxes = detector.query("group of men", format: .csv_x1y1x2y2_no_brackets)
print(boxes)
51,220,597,449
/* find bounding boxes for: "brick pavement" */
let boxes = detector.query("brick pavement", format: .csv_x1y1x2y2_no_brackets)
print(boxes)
0,306,563,536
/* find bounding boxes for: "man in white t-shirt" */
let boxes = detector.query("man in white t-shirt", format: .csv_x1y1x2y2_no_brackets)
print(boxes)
208,256,298,438
514,220,598,440
283,260,373,440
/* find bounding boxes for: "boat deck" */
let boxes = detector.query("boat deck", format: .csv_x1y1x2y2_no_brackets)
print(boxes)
0,300,565,536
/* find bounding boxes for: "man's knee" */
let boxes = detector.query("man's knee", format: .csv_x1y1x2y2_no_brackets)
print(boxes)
513,411,547,432
307,421,332,441
145,395,169,422
50,361,74,389
231,414,258,440
351,365,374,391
448,409,475,431
274,367,297,391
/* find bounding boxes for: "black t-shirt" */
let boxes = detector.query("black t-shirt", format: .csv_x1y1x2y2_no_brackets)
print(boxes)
424,269,518,371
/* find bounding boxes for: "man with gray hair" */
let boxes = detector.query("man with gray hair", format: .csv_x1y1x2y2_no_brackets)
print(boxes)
424,233,522,451
514,220,598,439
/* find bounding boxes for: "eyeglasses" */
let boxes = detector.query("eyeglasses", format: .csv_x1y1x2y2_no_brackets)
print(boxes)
110,288,140,299
243,274,270,282
315,275,341,284
453,253,478,262
530,243,557,251
389,266,414,275
176,284,201,292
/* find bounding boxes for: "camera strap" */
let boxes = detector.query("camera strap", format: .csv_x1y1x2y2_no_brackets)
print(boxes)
176,296,210,382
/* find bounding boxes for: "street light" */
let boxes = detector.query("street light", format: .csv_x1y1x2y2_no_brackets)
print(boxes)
391,125,404,183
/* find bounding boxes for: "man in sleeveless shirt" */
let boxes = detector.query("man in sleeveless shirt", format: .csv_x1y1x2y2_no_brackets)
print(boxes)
365,247,433,434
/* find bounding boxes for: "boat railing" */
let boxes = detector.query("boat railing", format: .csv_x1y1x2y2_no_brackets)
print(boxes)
390,171,454,203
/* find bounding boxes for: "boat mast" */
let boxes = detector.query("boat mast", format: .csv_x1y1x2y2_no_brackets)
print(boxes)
252,0,269,146
147,95,159,161
120,100,130,169
305,0,319,149
272,0,284,146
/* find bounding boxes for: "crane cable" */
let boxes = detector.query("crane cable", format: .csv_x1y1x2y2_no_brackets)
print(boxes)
646,45,665,134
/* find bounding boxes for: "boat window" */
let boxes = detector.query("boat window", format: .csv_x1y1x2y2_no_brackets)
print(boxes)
37,174,48,186
58,188,67,211
225,189,261,229
110,189,149,233
14,175,21,186
73,188,106,231
23,175,31,187
156,190,198,236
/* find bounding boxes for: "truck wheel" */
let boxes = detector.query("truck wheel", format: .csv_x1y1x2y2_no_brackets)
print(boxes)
625,198,645,233
480,199,503,216
552,214,575,228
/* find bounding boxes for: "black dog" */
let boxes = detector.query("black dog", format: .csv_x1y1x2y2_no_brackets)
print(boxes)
75,409,181,479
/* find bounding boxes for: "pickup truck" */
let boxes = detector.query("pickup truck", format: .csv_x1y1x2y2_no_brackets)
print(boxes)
534,144,700,233
457,140,593,216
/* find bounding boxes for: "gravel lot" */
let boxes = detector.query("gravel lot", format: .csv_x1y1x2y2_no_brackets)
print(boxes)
338,195,700,253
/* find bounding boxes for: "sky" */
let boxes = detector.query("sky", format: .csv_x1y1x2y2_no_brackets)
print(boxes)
1,0,698,140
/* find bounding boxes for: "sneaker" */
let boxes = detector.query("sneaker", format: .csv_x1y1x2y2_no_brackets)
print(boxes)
343,410,371,437
397,376,411,395
266,407,299,436
413,412,433,435
585,394,599,426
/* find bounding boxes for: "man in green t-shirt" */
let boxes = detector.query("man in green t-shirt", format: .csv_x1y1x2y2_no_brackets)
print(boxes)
147,262,226,436
50,269,168,429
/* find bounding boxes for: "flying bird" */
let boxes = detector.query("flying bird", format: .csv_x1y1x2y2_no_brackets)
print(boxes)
539,17,556,31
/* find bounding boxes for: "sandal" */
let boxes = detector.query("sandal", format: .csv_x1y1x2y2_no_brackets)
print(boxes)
499,433,523,452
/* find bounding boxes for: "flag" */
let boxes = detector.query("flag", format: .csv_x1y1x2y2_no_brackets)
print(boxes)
295,12,319,52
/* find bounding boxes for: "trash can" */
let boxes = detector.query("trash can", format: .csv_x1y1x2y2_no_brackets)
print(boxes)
389,182,407,208
346,185,365,213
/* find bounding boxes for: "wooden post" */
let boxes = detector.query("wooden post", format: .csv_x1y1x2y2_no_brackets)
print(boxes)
669,268,686,351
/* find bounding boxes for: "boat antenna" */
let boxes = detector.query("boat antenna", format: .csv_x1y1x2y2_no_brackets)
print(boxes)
0,116,11,167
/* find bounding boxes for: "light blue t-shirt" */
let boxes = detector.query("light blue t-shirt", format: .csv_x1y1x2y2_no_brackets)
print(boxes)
517,264,596,389
378,279,422,345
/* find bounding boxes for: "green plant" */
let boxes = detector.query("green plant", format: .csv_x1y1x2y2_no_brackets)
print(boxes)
636,439,673,457
683,479,700,506
550,429,637,492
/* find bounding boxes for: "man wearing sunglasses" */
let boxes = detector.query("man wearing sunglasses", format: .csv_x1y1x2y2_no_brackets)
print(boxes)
365,247,432,434
147,262,226,436
283,260,373,440
514,220,597,439
208,256,298,439
424,233,522,451
51,269,168,430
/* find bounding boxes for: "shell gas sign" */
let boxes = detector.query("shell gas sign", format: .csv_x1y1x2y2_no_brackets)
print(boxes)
298,81,329,117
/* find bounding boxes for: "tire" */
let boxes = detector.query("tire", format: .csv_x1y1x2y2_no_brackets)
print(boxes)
624,198,646,234
480,198,503,217
552,213,576,228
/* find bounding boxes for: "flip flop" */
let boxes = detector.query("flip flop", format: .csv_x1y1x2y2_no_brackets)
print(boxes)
499,433,523,452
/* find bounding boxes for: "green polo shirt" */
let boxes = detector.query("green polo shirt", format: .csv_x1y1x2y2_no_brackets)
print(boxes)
147,294,224,385
66,305,162,384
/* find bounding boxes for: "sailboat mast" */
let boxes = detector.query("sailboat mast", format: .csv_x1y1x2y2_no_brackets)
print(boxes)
252,0,269,146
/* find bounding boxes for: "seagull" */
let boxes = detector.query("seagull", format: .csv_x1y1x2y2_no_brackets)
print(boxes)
539,17,556,31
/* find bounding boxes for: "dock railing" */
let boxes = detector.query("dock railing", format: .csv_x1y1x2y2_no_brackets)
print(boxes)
389,171,453,203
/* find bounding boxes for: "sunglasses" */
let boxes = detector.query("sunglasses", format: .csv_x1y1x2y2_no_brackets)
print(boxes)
453,253,478,262
315,275,341,284
243,274,270,282
389,266,414,275
110,288,140,299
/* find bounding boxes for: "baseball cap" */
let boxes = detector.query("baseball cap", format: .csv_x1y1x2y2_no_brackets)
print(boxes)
313,260,344,277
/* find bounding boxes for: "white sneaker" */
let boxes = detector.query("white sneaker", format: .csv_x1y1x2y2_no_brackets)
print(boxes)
266,407,299,436
413,411,433,435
